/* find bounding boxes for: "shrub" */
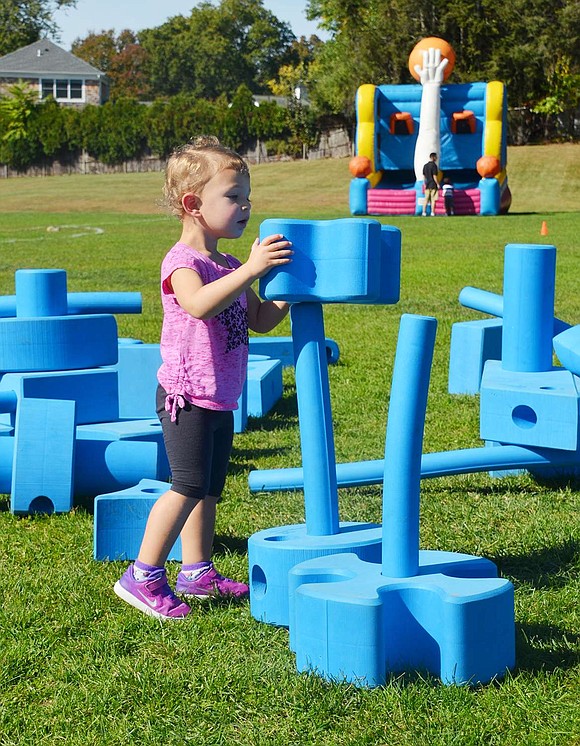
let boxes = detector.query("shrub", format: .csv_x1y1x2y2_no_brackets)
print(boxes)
81,98,147,164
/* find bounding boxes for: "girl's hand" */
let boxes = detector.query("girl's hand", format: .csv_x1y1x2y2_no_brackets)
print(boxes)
246,233,293,279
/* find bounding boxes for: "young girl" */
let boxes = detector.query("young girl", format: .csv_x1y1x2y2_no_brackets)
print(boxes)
114,136,293,619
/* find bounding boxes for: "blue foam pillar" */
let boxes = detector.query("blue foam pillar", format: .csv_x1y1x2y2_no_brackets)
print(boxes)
502,244,556,372
382,314,437,578
349,178,369,215
479,177,500,216
291,302,339,536
15,269,68,317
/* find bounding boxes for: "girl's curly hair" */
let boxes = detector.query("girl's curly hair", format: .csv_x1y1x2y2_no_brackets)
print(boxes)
163,135,249,219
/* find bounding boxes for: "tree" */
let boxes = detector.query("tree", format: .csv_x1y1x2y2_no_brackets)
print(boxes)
0,81,41,167
108,36,151,100
139,0,297,99
33,96,67,157
269,62,319,155
305,0,580,115
144,93,224,156
71,30,117,71
531,55,580,139
72,30,152,100
0,0,77,56
80,98,146,164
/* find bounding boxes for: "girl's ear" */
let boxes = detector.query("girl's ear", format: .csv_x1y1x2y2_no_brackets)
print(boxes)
182,193,200,215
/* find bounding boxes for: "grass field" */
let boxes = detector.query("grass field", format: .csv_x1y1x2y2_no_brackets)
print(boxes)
0,144,579,745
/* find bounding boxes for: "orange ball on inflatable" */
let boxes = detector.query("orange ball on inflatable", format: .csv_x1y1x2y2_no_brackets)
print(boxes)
477,155,501,178
349,155,372,178
408,37,456,82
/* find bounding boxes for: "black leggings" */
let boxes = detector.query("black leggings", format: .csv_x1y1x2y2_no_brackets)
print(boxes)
156,385,234,500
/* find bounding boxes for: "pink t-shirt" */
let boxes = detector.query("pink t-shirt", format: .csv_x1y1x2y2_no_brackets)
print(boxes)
157,242,248,419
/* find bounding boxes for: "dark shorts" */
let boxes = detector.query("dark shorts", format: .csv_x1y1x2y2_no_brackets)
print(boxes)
156,385,234,500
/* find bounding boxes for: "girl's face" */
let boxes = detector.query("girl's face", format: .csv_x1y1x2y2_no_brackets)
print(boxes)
195,168,252,240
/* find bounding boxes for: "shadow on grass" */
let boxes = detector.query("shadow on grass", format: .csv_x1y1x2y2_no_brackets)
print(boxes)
494,538,580,590
229,390,299,471
493,538,580,674
228,449,294,477
214,534,248,556
245,389,298,432
515,622,580,674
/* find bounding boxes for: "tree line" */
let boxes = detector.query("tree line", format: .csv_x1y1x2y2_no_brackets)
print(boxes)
0,80,319,170
0,0,578,170
305,0,578,115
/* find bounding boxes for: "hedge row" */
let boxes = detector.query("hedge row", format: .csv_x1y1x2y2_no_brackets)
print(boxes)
0,84,318,170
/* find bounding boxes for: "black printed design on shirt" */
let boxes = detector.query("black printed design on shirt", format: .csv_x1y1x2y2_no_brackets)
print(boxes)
218,298,248,352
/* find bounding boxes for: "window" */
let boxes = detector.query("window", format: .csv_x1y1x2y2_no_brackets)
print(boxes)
70,80,83,99
40,79,84,102
41,79,53,98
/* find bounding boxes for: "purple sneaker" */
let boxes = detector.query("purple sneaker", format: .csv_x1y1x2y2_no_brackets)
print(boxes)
114,564,190,620
175,562,249,599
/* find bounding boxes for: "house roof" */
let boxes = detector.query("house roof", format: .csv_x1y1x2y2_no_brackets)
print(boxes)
0,38,105,78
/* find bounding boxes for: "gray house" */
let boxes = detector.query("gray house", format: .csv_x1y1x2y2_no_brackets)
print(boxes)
0,38,108,106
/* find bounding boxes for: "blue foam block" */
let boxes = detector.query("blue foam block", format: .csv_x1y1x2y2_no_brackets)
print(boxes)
553,324,580,376
114,342,161,419
11,397,75,514
0,315,118,372
247,357,283,418
448,318,503,395
75,418,169,495
249,337,295,366
249,336,340,366
480,361,580,450
288,551,515,687
234,380,248,434
0,390,17,413
0,435,12,493
74,435,170,499
0,370,119,424
248,522,382,627
93,479,180,560
258,219,401,304
76,419,163,441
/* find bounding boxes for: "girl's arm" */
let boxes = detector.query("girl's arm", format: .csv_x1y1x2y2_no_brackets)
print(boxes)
171,235,292,319
246,288,290,333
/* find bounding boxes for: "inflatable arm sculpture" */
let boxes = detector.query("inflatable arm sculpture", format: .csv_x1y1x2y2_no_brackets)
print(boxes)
413,47,448,181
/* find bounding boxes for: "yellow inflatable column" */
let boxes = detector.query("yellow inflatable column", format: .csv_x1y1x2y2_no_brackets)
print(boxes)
484,81,507,186
356,84,381,188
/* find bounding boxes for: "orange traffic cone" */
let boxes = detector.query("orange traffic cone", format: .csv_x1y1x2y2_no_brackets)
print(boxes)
540,220,548,236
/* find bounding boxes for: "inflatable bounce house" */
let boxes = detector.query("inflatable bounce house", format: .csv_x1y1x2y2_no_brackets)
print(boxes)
349,37,512,216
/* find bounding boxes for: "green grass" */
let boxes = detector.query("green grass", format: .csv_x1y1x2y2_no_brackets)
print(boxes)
0,145,579,745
